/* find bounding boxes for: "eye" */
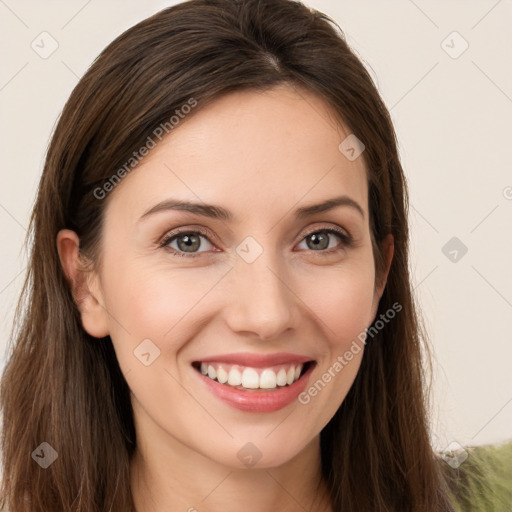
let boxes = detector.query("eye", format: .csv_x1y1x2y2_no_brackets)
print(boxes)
296,228,352,253
160,226,353,259
161,229,215,257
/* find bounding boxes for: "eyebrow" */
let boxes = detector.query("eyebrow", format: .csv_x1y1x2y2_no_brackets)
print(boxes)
139,194,365,222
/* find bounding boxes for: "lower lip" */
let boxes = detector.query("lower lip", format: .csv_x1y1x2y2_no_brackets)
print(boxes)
194,363,316,413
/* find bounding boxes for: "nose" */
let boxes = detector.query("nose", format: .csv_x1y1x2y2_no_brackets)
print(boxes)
223,252,299,341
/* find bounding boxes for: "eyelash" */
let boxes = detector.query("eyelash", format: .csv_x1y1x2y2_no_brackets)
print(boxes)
159,226,353,259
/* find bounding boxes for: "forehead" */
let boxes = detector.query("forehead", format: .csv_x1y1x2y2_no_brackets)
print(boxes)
105,84,368,223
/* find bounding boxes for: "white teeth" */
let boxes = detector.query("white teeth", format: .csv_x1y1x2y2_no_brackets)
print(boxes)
276,369,287,386
198,362,307,390
227,367,242,386
216,366,229,384
241,368,259,389
259,369,277,389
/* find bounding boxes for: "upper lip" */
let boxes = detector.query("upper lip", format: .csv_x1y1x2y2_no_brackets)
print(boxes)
193,352,314,368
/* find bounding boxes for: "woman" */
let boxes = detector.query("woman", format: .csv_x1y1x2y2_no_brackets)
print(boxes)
0,0,455,510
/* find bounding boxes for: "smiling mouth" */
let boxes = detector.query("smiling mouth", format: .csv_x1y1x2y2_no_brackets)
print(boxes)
191,360,314,391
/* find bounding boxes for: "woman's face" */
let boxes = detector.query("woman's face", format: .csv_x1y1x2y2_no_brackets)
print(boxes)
80,84,390,469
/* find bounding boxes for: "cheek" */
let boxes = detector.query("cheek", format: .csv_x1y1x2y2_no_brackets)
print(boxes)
295,257,377,343
101,260,229,358
289,259,375,438
100,263,218,417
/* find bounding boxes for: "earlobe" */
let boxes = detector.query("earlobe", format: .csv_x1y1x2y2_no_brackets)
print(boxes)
56,229,110,338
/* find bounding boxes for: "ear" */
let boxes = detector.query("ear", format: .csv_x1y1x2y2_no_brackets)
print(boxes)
56,229,110,338
370,234,394,317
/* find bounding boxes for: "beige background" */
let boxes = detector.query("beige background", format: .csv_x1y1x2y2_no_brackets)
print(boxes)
1,0,511,451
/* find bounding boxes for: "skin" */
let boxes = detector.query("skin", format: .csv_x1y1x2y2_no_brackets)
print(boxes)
57,84,393,512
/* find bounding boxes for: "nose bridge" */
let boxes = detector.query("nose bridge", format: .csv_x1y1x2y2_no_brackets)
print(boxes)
226,242,296,339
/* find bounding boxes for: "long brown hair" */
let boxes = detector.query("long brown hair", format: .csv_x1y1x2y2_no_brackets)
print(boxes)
0,0,455,510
